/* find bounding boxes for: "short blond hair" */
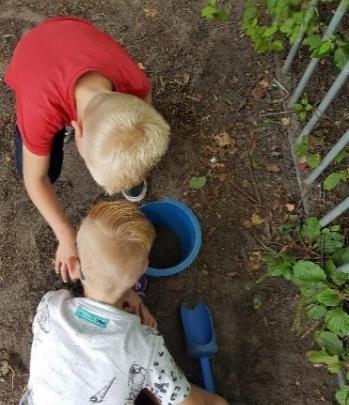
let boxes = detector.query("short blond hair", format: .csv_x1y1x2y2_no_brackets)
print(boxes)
82,92,170,194
77,201,155,296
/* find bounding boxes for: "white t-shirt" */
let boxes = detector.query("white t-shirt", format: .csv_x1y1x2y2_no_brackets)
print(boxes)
21,290,191,405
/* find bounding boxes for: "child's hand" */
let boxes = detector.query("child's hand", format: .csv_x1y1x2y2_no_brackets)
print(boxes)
55,231,79,283
122,289,157,329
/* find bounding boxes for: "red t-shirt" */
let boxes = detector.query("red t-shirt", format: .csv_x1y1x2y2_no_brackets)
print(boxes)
4,17,150,156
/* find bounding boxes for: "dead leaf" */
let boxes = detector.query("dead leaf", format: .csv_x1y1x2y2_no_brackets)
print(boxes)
266,164,280,173
251,213,264,226
0,360,10,377
281,117,291,127
143,7,158,17
259,79,269,89
214,132,234,147
249,251,262,271
285,203,295,212
181,73,190,85
137,62,146,70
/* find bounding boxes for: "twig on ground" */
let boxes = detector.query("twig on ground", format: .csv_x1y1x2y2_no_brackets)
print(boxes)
247,157,262,204
231,181,258,204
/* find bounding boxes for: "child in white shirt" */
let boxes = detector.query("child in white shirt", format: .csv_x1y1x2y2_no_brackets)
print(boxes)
21,201,228,405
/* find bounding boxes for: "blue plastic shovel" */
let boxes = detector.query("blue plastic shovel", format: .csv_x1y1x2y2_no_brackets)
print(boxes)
180,302,218,393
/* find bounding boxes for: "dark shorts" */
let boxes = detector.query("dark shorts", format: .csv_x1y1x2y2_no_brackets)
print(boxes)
15,126,65,184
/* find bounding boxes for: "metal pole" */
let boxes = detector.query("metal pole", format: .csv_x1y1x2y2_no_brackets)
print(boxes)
304,128,349,185
296,60,349,144
282,0,319,74
319,196,349,227
288,0,349,107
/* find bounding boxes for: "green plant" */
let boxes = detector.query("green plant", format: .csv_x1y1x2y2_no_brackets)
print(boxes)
202,0,229,21
243,0,320,54
263,216,349,403
293,97,313,121
324,169,349,191
243,0,349,71
295,136,321,169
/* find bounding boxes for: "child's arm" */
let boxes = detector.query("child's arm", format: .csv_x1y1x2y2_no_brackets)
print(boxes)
23,145,78,282
180,385,228,405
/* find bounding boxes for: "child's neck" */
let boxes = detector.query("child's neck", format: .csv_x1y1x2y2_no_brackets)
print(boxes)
83,285,124,309
75,71,113,117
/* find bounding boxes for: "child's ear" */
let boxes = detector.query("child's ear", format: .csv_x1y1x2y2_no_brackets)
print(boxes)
71,120,83,139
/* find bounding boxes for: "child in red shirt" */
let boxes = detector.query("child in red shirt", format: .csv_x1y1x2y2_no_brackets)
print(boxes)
5,17,170,282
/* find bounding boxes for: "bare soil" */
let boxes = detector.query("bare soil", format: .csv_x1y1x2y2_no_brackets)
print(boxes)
0,1,337,404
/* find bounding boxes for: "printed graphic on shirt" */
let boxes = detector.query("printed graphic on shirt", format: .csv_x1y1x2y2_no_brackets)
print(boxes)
35,296,50,333
145,342,190,405
90,377,116,403
125,362,147,403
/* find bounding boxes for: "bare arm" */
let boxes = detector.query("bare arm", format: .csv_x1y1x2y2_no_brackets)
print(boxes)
181,385,228,405
23,145,78,282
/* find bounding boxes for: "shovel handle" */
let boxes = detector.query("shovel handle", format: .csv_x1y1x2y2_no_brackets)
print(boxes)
199,357,214,393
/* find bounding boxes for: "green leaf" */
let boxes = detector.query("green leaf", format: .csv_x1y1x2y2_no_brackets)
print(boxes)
190,176,207,189
253,295,262,310
336,386,349,405
303,34,322,50
325,309,349,337
292,260,326,290
307,350,340,373
333,248,349,267
324,171,347,191
325,259,348,286
296,136,308,158
334,45,349,70
335,149,348,164
270,39,284,51
262,253,295,280
316,288,341,307
293,103,303,113
323,231,345,254
301,217,321,242
307,153,320,169
307,304,328,320
316,331,343,355
201,5,217,19
315,40,334,58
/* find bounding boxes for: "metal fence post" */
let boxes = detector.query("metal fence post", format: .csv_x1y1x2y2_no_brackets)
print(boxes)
296,60,349,144
319,197,349,227
282,0,319,74
304,128,349,185
288,0,349,107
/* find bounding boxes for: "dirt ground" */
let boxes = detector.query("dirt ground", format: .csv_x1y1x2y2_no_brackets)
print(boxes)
0,1,338,404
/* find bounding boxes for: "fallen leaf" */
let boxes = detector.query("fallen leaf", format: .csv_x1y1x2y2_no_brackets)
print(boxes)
0,360,10,377
251,213,264,226
259,79,269,89
281,117,291,127
190,176,206,189
214,132,234,147
143,7,158,17
285,203,295,212
249,251,262,271
266,164,280,173
181,73,190,85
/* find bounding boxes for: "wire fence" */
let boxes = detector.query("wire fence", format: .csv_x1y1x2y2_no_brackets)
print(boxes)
283,0,349,229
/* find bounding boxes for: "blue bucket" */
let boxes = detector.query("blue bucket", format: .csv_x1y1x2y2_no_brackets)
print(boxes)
141,198,202,277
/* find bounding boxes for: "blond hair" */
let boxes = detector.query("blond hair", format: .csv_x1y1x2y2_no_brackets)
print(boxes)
77,201,155,297
82,92,170,194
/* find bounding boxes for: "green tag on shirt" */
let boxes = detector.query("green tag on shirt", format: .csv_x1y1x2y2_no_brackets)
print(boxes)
75,306,110,328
